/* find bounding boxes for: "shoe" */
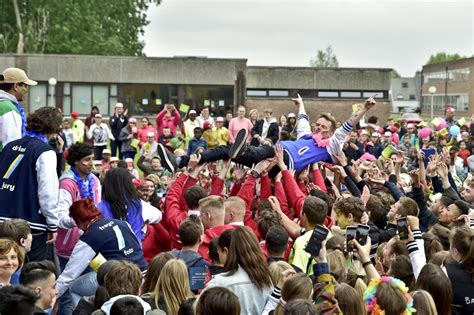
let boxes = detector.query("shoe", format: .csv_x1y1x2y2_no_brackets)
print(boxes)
229,129,248,159
157,144,178,173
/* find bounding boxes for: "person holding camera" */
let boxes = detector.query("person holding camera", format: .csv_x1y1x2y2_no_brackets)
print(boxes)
155,103,181,138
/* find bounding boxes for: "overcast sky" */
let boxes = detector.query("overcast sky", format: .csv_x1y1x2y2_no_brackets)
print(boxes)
143,0,473,77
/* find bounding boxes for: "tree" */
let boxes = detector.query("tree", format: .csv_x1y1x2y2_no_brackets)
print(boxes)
0,0,161,56
390,69,401,79
309,46,339,68
426,52,465,65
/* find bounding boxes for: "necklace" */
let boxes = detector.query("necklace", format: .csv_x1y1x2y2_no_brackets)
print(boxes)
71,167,95,200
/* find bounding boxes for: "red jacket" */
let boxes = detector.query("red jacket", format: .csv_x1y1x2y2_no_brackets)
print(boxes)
165,173,189,250
237,176,260,238
137,125,158,147
155,108,181,137
198,224,237,260
142,223,171,262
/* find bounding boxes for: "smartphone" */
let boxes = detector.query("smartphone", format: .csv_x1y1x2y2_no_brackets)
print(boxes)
397,217,409,240
422,148,436,167
305,225,329,257
346,226,358,252
356,224,370,246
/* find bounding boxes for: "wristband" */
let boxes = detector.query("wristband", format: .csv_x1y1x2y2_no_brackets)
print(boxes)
250,170,260,178
362,260,372,268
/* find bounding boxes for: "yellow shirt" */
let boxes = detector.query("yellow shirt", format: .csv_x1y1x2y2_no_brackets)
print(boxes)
289,229,332,275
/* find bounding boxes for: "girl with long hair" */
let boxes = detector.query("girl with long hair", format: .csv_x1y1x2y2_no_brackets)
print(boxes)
144,259,194,315
98,167,162,241
206,226,273,314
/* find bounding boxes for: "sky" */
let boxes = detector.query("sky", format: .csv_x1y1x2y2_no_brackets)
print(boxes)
143,0,474,77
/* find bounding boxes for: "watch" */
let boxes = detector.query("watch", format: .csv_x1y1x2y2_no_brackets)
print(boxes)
186,167,194,173
250,170,260,178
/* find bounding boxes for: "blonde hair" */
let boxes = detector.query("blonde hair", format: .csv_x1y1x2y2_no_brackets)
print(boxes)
268,261,294,286
327,249,347,282
335,283,367,315
199,196,225,218
153,259,194,315
346,260,368,297
224,196,246,217
411,290,438,315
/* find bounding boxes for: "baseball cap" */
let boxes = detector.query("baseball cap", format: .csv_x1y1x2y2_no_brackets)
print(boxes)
372,132,381,137
129,117,136,123
446,106,455,113
407,123,415,129
95,113,102,118
288,113,296,118
189,110,197,115
383,131,392,137
125,158,133,163
71,112,79,118
216,117,224,122
115,103,124,108
203,121,212,129
93,160,102,165
0,68,37,85
102,149,111,155
147,131,155,137
110,157,119,162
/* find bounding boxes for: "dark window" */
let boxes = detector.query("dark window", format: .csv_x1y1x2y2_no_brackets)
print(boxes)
402,82,408,88
409,95,416,100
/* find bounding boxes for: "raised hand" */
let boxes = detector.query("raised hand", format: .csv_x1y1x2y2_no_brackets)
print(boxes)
275,144,286,170
292,93,304,108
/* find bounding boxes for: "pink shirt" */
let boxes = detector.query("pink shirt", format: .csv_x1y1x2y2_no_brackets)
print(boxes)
229,117,253,144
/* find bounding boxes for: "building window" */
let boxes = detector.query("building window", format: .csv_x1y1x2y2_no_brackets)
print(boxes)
318,91,339,98
28,83,47,113
363,92,384,99
268,90,289,97
422,94,469,111
72,84,110,115
397,94,404,100
409,95,416,100
340,91,361,98
63,83,71,115
424,68,470,84
247,89,267,97
402,82,408,88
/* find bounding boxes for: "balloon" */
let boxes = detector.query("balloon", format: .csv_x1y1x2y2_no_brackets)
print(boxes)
435,118,446,131
419,127,432,138
449,125,461,137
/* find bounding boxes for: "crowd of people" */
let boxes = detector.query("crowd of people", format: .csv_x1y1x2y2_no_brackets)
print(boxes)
0,66,473,315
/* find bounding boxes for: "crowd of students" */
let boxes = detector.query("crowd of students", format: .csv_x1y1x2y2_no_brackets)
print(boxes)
0,66,474,315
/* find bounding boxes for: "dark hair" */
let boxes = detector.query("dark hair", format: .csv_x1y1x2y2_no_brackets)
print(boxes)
179,216,203,247
414,263,453,315
110,296,144,315
308,189,333,212
184,186,207,210
141,252,174,293
334,197,365,223
208,237,220,263
388,255,415,290
302,196,328,225
117,160,128,168
375,281,407,315
102,168,141,220
70,198,102,225
422,232,444,262
104,261,142,297
319,113,337,131
26,106,63,135
195,287,240,315
368,116,378,124
453,200,470,216
217,229,234,251
223,227,273,290
326,235,345,252
366,195,386,225
0,82,15,91
265,225,289,257
450,226,474,281
0,219,31,245
178,298,196,315
257,210,282,238
0,285,39,314
194,127,203,133
283,299,318,315
20,260,57,286
66,143,95,166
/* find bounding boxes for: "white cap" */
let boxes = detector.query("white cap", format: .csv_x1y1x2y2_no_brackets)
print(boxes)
216,117,224,122
93,160,102,165
288,112,296,118
189,110,197,115
384,131,392,137
372,132,381,137
360,130,368,135
125,158,133,163
115,103,124,108
147,131,155,137
102,149,111,154
95,113,102,118
110,157,119,162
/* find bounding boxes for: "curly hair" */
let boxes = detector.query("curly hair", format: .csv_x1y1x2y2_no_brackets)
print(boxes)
66,143,95,166
26,106,63,135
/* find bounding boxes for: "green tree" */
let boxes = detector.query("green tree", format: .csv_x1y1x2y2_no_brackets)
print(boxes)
0,0,161,56
309,46,339,68
390,69,401,78
426,52,465,65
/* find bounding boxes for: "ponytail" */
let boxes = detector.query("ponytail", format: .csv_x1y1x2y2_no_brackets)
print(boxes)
450,226,474,282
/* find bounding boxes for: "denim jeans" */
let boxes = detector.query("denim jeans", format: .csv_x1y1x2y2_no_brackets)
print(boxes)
58,256,74,315
69,271,99,307
110,140,123,159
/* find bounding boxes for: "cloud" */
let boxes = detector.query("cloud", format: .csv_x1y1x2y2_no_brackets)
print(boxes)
143,0,473,76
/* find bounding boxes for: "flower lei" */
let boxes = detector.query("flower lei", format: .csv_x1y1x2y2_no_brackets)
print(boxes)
25,129,48,144
71,167,95,200
14,102,27,137
363,276,415,315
